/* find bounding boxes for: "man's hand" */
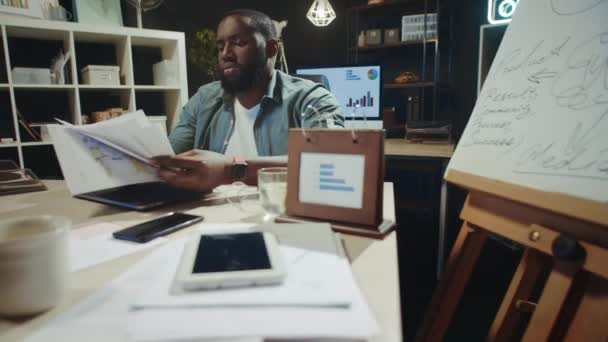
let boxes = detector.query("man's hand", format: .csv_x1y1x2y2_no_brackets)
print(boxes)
150,150,232,192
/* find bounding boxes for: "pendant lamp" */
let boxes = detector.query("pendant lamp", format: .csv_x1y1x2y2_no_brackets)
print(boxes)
306,0,336,27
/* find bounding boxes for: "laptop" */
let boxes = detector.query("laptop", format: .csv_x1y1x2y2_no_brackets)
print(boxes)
75,182,202,211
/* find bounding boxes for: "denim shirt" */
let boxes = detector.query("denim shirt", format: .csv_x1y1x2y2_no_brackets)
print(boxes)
169,70,344,155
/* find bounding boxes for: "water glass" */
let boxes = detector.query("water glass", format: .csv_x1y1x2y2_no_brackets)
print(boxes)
257,167,288,222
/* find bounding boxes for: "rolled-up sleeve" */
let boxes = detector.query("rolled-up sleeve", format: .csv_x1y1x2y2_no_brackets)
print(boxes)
298,85,345,129
169,92,201,154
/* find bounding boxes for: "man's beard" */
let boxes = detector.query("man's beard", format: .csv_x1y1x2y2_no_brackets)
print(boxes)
219,50,267,95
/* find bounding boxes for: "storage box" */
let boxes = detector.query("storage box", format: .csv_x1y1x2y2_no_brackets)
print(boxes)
365,29,382,45
384,28,400,44
11,67,51,84
152,60,178,86
81,65,120,85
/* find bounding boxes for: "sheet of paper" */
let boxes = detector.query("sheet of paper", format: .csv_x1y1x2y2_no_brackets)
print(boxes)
26,238,378,342
299,152,365,209
132,240,354,309
48,125,160,195
69,222,165,272
447,0,608,202
70,111,174,160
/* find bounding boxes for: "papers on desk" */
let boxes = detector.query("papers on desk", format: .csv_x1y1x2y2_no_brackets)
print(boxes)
69,222,165,272
132,239,354,309
27,224,379,341
49,110,173,196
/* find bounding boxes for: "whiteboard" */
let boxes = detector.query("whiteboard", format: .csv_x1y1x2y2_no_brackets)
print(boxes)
447,0,608,203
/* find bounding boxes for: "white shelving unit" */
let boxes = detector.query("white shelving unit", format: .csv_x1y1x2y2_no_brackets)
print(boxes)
0,17,188,178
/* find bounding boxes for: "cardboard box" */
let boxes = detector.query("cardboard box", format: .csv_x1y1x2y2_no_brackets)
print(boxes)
384,28,400,44
365,29,382,45
81,65,120,85
12,68,51,84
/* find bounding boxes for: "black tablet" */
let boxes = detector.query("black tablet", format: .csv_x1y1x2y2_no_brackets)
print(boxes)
75,182,201,211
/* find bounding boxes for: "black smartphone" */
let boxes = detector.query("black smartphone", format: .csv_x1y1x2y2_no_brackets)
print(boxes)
112,212,204,243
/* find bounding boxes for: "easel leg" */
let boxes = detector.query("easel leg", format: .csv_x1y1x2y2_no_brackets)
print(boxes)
416,222,488,342
563,274,608,341
487,248,548,342
522,260,580,342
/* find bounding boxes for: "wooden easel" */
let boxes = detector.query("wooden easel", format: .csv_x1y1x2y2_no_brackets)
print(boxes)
416,170,608,342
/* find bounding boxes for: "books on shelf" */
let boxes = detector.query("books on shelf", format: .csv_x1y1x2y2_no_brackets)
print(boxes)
0,168,47,196
406,120,452,144
16,110,42,142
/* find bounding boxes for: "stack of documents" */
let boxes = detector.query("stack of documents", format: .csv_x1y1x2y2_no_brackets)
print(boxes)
25,224,380,341
49,110,173,196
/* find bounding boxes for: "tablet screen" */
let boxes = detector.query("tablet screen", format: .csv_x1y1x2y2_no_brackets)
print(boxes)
193,232,271,273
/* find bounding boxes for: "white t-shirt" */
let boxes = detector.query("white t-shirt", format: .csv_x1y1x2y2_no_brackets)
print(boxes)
223,98,260,159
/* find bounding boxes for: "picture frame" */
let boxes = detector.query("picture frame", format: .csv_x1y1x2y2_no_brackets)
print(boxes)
0,0,43,19
72,0,123,27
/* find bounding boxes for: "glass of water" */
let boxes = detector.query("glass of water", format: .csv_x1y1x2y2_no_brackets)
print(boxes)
257,167,288,222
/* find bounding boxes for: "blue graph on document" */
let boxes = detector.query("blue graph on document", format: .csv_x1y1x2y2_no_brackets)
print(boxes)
318,163,354,192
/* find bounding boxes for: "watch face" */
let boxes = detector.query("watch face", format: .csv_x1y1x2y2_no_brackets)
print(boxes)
232,163,247,181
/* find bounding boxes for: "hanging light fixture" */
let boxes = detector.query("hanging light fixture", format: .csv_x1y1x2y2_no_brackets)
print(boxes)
307,0,337,27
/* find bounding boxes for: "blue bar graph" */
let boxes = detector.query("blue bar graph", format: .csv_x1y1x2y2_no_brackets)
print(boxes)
318,163,354,192
320,185,355,192
320,178,346,184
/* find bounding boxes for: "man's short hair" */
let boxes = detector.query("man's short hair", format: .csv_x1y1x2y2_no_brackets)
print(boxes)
220,9,278,41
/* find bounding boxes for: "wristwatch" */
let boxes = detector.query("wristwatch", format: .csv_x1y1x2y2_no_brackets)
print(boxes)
230,156,248,182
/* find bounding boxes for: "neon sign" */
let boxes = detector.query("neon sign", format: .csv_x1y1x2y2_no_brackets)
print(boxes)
488,0,520,24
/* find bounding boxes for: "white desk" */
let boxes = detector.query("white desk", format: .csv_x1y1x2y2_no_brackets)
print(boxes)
0,181,401,342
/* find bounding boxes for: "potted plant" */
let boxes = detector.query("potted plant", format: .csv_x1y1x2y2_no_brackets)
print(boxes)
188,29,218,84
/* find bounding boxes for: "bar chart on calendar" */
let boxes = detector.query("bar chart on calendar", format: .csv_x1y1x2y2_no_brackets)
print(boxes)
299,152,365,209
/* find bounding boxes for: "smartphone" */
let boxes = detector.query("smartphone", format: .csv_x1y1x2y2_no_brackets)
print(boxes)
112,212,204,243
176,231,285,290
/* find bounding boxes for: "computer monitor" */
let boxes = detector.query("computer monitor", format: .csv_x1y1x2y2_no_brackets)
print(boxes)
296,65,382,126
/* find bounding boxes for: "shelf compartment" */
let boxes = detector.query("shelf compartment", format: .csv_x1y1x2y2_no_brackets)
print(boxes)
79,88,133,121
0,147,19,169
350,39,437,52
348,1,427,13
384,81,435,89
134,85,180,91
131,37,179,87
13,88,77,142
134,89,181,128
0,90,16,143
21,142,54,147
6,27,72,85
79,85,131,90
0,30,7,84
22,145,62,179
12,84,75,90
0,143,18,148
73,33,130,86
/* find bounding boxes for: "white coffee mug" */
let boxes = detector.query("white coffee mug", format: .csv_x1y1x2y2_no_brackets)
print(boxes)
0,216,70,316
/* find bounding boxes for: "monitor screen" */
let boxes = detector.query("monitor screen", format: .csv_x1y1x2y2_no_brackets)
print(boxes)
296,65,382,119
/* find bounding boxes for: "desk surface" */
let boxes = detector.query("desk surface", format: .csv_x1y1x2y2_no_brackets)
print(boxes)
385,139,454,158
0,181,401,342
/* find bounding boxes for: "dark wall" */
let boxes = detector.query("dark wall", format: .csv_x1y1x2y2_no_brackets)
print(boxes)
445,0,488,141
127,0,350,96
127,0,488,139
